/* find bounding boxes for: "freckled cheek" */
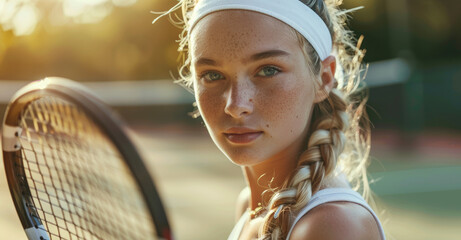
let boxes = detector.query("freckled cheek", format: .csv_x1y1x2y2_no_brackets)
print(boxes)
195,89,225,128
260,81,314,135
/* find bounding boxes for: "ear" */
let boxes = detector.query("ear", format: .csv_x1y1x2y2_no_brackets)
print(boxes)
314,55,337,103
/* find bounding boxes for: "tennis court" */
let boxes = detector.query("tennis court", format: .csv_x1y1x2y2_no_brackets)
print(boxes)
3,124,459,240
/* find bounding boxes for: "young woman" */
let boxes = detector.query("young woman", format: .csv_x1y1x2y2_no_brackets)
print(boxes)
155,0,385,239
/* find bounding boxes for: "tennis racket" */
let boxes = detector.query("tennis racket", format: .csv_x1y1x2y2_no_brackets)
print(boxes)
2,77,172,240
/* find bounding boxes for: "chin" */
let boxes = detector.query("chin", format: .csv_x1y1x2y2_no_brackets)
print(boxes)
221,150,266,167
212,136,268,166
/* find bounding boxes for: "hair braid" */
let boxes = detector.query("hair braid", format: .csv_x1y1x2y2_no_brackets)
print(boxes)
259,90,349,239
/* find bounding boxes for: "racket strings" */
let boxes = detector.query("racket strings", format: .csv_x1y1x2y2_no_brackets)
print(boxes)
23,100,151,239
22,102,101,240
20,103,123,158
22,113,108,240
18,96,156,240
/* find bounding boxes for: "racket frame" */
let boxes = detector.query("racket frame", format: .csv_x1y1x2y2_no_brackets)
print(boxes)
2,77,172,240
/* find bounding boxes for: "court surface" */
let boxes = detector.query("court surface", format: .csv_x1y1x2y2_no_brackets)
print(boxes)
1,126,460,240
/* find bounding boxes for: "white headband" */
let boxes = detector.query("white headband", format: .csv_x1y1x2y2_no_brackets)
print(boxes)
188,0,332,60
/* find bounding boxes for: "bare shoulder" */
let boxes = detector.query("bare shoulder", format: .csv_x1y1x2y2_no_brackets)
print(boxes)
235,187,250,222
289,202,381,240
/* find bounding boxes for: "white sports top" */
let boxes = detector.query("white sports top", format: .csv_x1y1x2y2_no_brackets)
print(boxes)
227,188,386,240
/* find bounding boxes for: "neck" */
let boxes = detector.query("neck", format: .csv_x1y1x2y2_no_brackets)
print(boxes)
241,138,306,212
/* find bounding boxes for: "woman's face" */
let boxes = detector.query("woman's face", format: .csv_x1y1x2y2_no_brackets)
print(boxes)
190,10,319,166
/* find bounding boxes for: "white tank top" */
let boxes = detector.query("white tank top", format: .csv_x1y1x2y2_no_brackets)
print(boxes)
227,188,386,240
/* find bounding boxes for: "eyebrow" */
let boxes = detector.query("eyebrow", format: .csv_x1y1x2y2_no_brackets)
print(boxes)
193,49,290,67
249,50,290,62
195,57,218,67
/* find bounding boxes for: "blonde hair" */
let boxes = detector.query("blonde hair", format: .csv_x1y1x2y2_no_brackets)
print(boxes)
154,0,372,239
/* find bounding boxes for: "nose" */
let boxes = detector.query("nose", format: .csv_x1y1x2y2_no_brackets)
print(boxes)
224,78,255,119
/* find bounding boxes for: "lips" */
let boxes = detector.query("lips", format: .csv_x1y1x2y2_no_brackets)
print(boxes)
223,127,263,144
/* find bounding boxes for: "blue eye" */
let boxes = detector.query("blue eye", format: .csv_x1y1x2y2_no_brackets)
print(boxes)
257,66,280,77
202,71,223,82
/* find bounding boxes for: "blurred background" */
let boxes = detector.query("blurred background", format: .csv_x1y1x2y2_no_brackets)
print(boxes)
0,0,460,239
